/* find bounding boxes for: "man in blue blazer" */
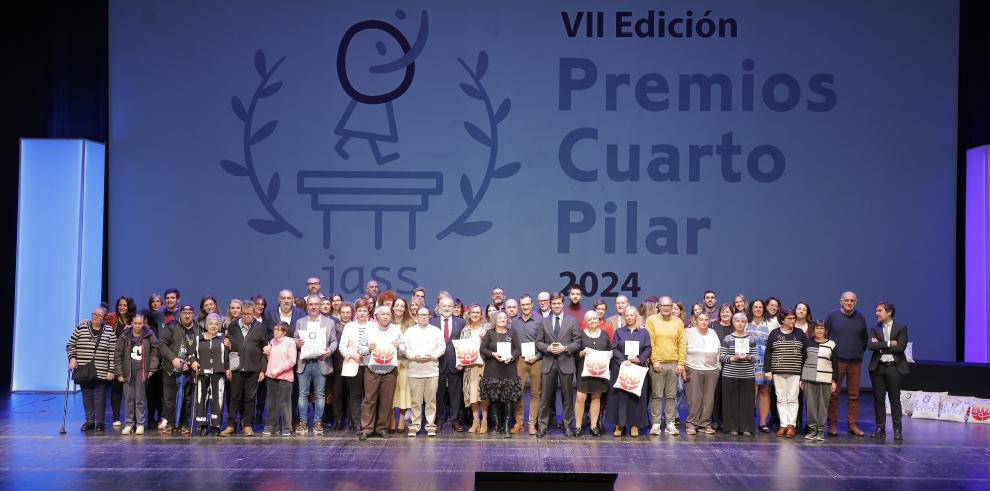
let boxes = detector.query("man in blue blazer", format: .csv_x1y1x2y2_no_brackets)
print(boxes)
535,293,582,437
292,297,338,435
432,296,466,431
868,301,909,441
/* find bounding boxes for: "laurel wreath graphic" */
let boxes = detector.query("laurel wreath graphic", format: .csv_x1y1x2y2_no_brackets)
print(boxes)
436,51,520,240
221,49,303,238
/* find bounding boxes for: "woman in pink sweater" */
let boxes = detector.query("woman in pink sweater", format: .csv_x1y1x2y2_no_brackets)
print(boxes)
263,322,297,436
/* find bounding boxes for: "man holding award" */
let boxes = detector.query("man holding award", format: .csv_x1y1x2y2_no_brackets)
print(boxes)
358,306,406,440
292,297,337,435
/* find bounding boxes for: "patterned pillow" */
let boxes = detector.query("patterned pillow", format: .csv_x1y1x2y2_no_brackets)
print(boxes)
900,390,922,416
937,396,972,423
968,398,990,425
911,391,948,420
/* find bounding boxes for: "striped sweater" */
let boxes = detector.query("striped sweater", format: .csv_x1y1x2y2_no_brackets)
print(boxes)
764,328,807,375
719,333,756,379
801,338,839,384
66,321,118,376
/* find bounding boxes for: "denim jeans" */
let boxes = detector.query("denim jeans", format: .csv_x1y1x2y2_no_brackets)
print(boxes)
297,360,326,424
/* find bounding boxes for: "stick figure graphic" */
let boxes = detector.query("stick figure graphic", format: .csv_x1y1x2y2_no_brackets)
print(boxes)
334,10,428,165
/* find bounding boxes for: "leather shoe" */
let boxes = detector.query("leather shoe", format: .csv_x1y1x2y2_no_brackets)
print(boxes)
510,422,524,434
785,425,796,438
453,423,466,432
828,428,838,437
95,423,105,432
776,427,787,437
564,428,575,437
80,422,95,432
375,431,388,439
574,428,582,437
590,426,603,437
536,429,546,438
358,432,368,441
848,424,865,436
871,428,886,438
893,430,903,441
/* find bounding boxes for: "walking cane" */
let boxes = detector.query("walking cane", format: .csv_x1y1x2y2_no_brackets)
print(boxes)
190,369,199,435
59,369,72,434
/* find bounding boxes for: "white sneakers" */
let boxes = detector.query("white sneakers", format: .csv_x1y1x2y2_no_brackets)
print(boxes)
121,425,133,435
157,419,168,430
135,425,145,435
648,422,680,436
112,421,122,427
427,429,437,437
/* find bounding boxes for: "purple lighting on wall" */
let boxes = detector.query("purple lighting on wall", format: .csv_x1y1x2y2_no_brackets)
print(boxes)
966,145,989,363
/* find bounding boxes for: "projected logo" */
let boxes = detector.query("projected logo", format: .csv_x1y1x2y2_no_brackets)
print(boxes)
221,9,521,249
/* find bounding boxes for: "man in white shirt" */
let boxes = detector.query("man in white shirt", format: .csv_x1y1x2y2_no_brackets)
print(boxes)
404,306,445,437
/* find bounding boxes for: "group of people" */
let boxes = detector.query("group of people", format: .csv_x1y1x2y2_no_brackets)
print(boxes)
65,279,910,441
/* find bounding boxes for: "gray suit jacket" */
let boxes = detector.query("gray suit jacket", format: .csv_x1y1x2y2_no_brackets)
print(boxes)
535,314,582,374
294,315,338,375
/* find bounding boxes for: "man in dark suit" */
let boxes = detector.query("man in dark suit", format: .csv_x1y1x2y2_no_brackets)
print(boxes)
221,299,268,436
268,289,307,339
266,289,306,424
535,293,581,437
432,296,466,431
868,301,909,440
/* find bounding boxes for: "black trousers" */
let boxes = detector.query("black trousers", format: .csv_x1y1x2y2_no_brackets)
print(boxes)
712,375,724,427
721,377,755,434
291,376,300,426
146,371,163,424
539,362,575,431
256,373,267,417
108,379,123,421
871,363,903,431
345,367,365,429
195,373,225,428
436,369,463,425
162,373,194,428
229,371,259,428
328,355,348,423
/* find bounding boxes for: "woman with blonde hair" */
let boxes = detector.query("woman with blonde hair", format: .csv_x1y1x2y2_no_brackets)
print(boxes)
461,304,489,433
388,297,415,433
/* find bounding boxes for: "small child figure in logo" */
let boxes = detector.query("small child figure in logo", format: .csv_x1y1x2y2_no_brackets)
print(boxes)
334,10,428,165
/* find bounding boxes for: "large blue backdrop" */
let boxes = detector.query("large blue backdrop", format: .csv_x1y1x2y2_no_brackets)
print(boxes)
108,1,959,361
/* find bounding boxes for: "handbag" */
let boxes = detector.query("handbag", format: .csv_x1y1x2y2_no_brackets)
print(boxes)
72,325,103,383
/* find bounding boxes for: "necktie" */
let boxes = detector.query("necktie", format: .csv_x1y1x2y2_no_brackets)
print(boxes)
554,316,560,339
444,318,450,343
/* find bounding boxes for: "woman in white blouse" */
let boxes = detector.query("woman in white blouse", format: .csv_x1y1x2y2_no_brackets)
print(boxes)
684,312,722,435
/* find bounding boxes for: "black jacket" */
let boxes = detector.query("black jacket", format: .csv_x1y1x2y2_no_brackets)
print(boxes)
432,315,466,375
868,321,910,375
191,334,228,374
227,319,268,373
159,320,201,376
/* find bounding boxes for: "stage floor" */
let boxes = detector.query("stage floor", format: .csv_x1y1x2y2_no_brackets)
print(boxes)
1,392,989,490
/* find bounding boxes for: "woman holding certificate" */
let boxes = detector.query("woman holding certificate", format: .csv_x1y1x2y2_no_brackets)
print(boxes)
720,313,757,435
574,311,612,437
606,307,652,437
461,305,490,433
479,311,522,438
